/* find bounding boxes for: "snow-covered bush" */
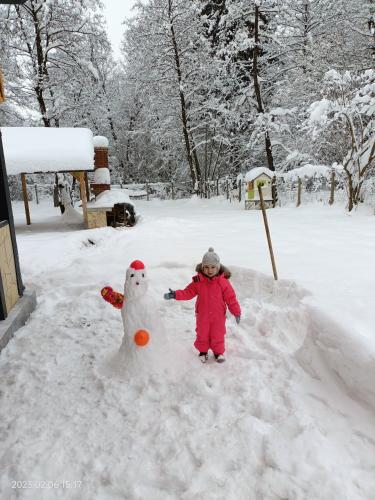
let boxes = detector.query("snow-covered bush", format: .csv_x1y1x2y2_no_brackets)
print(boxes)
279,151,314,173
279,164,344,192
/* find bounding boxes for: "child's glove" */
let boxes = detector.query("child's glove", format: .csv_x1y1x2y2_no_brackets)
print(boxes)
235,316,241,324
164,288,176,300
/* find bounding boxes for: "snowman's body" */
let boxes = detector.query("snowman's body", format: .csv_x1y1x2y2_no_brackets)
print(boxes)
119,261,163,372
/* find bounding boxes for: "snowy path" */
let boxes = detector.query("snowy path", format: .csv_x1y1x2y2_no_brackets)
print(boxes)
1,199,375,499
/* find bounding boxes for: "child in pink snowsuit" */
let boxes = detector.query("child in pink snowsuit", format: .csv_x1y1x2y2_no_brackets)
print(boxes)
164,248,241,363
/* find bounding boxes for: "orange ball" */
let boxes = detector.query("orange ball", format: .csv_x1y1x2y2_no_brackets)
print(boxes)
134,329,150,347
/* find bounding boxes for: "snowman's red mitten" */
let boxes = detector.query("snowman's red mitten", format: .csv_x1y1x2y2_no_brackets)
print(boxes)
101,286,124,309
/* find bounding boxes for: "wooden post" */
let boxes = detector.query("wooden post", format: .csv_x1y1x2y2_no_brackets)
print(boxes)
258,185,278,281
226,179,229,200
0,69,5,104
34,184,39,204
171,182,174,200
216,178,219,196
329,170,335,205
84,172,90,202
146,182,149,201
238,179,242,202
272,175,277,207
296,177,302,207
78,172,88,227
21,173,31,225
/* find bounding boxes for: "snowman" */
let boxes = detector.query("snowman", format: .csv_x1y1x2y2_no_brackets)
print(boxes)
120,260,148,349
101,260,168,378
119,260,166,372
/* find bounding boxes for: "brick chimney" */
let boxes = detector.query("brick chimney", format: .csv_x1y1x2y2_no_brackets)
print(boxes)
91,136,110,197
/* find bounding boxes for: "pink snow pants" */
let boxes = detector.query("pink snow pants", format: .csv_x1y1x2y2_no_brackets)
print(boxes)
194,315,226,355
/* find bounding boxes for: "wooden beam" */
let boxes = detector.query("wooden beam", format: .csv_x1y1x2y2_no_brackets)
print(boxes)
84,171,90,202
78,171,88,227
21,173,31,225
71,171,81,182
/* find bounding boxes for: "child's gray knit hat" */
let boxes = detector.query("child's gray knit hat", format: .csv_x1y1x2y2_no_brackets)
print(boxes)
202,247,220,267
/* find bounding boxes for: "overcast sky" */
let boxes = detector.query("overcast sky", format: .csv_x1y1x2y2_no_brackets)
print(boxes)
101,0,138,59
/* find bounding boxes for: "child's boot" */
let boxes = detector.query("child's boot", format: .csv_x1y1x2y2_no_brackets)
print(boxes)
214,353,225,363
199,352,208,363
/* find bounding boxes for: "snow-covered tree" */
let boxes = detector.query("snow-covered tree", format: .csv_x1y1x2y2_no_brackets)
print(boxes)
196,0,279,172
120,0,205,188
308,69,375,211
0,0,108,127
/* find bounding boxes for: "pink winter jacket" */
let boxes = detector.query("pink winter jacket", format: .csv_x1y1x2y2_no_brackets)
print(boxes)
175,265,241,320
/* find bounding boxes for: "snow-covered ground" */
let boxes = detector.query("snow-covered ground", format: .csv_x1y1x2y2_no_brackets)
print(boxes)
1,198,375,500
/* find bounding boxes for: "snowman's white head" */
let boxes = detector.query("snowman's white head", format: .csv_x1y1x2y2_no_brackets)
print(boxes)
124,260,148,299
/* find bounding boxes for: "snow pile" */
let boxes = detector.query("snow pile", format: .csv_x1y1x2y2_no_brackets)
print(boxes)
1,127,94,174
297,306,375,411
60,205,84,225
89,189,134,208
93,136,109,148
93,168,110,184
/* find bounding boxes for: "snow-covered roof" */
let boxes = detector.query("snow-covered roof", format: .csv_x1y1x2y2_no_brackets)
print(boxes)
1,127,94,175
93,136,109,148
245,167,275,182
89,189,134,209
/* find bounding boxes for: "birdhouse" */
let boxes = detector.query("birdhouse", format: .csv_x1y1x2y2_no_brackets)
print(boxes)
244,167,274,210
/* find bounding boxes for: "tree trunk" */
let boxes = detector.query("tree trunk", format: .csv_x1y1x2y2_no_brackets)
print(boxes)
124,115,135,183
32,6,52,127
252,5,275,172
100,81,126,179
345,171,354,212
168,0,201,189
16,5,51,126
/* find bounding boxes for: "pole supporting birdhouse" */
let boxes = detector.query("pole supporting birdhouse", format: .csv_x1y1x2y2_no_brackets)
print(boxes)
258,185,278,281
21,173,31,225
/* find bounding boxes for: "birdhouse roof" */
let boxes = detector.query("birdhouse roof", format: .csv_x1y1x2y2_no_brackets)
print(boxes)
245,167,274,182
1,127,94,175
